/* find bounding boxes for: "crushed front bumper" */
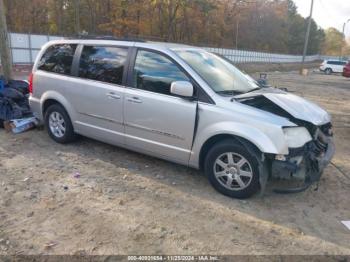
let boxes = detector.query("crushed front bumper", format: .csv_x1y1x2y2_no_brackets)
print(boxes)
271,128,335,193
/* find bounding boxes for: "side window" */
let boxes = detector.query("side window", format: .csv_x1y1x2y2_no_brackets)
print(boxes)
133,50,190,95
78,46,128,85
38,44,77,75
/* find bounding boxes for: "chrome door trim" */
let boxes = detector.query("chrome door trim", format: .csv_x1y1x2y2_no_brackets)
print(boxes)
124,133,191,155
125,122,185,140
78,112,123,125
75,121,125,137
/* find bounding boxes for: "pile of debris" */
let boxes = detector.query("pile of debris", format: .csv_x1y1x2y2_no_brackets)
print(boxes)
0,76,38,133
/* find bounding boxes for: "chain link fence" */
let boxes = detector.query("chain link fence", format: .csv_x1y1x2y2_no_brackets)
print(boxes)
5,32,346,65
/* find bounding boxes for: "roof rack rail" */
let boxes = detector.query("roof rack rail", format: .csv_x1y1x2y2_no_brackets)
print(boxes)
67,35,146,42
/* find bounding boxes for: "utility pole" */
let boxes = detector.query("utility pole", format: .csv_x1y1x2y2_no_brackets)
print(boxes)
235,13,240,49
300,0,314,74
340,19,350,60
0,0,13,82
74,0,80,35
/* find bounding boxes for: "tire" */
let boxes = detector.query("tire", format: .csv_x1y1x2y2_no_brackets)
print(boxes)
44,104,77,144
204,139,261,199
325,68,332,75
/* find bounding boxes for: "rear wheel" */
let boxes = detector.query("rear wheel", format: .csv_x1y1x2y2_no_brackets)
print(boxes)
325,68,332,75
204,139,261,199
44,104,77,144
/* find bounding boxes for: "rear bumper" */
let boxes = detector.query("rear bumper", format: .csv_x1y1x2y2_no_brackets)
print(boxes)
343,69,350,77
29,96,43,122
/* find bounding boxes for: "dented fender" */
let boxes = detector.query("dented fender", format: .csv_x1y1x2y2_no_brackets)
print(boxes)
189,121,290,168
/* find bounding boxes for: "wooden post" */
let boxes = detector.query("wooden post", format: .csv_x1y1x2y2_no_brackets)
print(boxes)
0,0,13,81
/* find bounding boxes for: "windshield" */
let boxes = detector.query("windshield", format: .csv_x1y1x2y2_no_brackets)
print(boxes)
175,49,259,94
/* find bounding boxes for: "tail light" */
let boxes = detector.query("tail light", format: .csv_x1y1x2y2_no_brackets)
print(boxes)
28,73,33,94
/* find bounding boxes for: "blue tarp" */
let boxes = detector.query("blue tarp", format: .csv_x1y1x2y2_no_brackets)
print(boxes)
0,79,31,123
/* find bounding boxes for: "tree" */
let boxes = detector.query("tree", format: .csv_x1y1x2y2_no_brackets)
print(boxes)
1,0,332,55
322,28,346,56
286,0,324,55
0,0,12,81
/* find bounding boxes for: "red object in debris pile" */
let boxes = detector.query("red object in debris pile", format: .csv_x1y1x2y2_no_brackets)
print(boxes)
28,73,33,94
343,61,350,78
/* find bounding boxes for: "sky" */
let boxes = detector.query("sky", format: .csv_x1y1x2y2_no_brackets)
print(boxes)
293,0,350,39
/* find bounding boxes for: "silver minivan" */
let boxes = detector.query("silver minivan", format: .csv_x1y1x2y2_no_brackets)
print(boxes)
29,38,335,198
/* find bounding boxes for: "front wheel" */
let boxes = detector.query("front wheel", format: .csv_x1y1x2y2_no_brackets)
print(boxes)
204,139,261,199
325,68,332,75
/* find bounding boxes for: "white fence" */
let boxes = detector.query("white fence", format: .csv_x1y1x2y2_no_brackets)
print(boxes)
5,32,345,64
8,33,63,64
204,47,323,63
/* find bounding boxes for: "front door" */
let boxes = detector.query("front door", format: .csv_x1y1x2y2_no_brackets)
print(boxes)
124,49,197,164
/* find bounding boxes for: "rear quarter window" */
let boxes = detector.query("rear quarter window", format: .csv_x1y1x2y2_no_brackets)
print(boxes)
37,44,77,75
327,61,346,65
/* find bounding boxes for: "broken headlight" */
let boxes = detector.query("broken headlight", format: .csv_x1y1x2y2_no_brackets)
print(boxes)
283,127,312,148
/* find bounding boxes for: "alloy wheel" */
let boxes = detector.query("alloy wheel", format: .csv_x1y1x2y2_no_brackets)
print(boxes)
49,111,66,138
213,152,253,191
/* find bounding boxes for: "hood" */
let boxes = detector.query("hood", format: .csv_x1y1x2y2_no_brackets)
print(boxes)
235,88,331,126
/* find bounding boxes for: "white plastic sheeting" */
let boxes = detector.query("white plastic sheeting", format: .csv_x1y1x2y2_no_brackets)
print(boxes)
8,33,63,64
204,47,324,64
5,32,344,64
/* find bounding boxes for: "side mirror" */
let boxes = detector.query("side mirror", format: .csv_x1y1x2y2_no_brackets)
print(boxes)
170,81,194,98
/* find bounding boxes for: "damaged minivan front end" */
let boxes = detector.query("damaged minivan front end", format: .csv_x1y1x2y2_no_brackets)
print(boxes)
236,88,335,193
175,48,335,197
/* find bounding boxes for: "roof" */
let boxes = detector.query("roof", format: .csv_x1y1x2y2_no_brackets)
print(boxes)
44,38,199,52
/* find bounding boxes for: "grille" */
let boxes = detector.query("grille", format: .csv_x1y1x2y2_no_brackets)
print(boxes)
312,127,330,157
319,122,333,136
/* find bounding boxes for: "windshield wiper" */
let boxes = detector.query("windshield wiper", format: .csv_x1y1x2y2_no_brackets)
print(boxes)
216,90,242,96
244,87,262,94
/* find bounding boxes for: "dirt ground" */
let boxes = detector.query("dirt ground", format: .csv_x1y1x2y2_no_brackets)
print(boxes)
238,61,322,74
0,69,350,256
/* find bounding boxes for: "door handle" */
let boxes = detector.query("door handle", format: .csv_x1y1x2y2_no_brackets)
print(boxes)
127,96,142,104
106,92,121,100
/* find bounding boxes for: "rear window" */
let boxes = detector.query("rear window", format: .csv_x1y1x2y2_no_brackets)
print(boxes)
38,44,77,75
78,46,128,85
